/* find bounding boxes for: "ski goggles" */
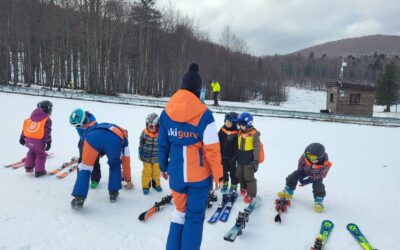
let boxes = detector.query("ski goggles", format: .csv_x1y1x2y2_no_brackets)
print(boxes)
148,124,158,130
305,152,318,162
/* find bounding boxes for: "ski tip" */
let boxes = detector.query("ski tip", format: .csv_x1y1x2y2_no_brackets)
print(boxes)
138,213,146,221
274,214,282,223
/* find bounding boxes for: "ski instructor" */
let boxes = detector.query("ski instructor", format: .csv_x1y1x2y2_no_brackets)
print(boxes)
158,62,223,250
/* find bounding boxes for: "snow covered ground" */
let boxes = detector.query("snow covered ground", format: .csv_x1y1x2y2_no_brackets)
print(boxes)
1,92,399,250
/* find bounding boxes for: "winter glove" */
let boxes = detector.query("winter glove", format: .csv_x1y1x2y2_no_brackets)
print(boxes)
161,172,169,180
124,181,134,189
250,160,259,172
19,137,25,146
45,141,52,151
299,176,313,186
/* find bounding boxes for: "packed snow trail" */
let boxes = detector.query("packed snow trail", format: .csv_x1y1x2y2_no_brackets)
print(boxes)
0,92,399,249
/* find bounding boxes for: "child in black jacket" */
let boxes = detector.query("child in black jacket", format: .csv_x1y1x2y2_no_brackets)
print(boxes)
218,112,239,193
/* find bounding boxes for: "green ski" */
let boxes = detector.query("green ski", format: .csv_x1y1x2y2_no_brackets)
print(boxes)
347,223,377,250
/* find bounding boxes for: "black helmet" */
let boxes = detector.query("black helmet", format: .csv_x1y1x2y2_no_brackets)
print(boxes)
304,143,325,162
225,112,238,123
37,100,53,115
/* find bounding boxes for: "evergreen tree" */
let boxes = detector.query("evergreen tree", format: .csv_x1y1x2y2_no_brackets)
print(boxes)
376,61,399,112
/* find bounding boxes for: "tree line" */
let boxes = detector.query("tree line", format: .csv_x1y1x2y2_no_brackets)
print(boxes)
0,0,399,107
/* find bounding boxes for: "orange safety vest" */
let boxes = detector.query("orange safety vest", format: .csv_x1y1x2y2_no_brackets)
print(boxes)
23,117,49,139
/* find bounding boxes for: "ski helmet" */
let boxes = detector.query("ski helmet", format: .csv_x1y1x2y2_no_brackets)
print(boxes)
304,143,326,163
237,112,253,128
37,100,53,115
69,108,87,127
146,113,159,131
225,112,238,123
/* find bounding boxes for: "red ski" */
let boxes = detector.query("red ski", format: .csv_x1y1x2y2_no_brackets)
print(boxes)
57,164,78,178
4,158,26,168
50,157,79,175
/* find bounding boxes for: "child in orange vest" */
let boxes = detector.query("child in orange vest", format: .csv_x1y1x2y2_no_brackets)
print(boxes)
139,113,162,194
19,100,53,177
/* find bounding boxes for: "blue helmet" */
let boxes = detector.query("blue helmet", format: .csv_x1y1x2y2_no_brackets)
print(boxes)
237,112,253,128
69,108,87,127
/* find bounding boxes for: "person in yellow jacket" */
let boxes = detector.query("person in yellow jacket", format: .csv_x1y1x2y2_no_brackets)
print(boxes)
211,80,221,106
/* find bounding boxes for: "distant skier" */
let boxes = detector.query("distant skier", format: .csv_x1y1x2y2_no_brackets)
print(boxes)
70,122,134,209
210,80,220,106
200,87,206,104
236,112,263,203
19,100,53,177
69,108,101,189
277,143,332,213
139,112,162,195
159,63,223,250
218,112,239,193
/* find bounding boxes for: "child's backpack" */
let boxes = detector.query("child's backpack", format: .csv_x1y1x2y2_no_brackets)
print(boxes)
259,141,265,164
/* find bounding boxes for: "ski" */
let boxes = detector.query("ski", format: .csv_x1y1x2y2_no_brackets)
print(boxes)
219,191,238,222
138,195,173,222
310,220,334,250
4,158,26,168
223,196,261,242
56,164,78,178
208,193,229,224
207,190,218,208
11,152,54,169
274,198,291,223
50,157,79,175
347,223,377,250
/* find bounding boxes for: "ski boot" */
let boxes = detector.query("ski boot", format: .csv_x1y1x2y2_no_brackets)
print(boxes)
277,186,294,199
244,195,253,203
154,186,162,192
35,170,47,178
71,196,85,209
221,181,229,193
90,181,99,189
143,188,150,195
314,197,324,213
109,190,119,202
25,168,34,173
240,188,247,196
229,184,238,193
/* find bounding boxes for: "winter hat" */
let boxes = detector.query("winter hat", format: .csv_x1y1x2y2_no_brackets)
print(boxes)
180,63,202,97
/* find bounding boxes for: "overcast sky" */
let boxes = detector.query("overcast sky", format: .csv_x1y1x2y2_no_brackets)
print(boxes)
156,0,400,56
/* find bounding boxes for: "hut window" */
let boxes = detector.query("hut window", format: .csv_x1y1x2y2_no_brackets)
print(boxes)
330,93,334,103
349,94,361,104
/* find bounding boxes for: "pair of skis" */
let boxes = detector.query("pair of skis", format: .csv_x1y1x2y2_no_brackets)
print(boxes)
310,221,377,250
138,191,219,222
208,191,238,223
4,152,54,169
223,196,261,242
274,198,291,223
49,157,79,178
138,195,173,222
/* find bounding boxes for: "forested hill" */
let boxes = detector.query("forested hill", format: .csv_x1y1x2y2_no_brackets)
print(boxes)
292,35,400,58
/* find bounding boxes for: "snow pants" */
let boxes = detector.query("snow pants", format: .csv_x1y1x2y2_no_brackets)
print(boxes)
24,138,46,173
166,177,212,250
286,170,326,198
79,145,101,182
72,129,123,198
212,92,219,106
222,158,238,185
142,162,161,189
236,163,257,197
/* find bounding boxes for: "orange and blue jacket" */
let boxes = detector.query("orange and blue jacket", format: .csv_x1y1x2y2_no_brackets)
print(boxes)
158,89,223,185
298,154,332,181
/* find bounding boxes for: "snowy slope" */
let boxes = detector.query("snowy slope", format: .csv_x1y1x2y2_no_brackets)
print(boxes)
0,92,399,250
